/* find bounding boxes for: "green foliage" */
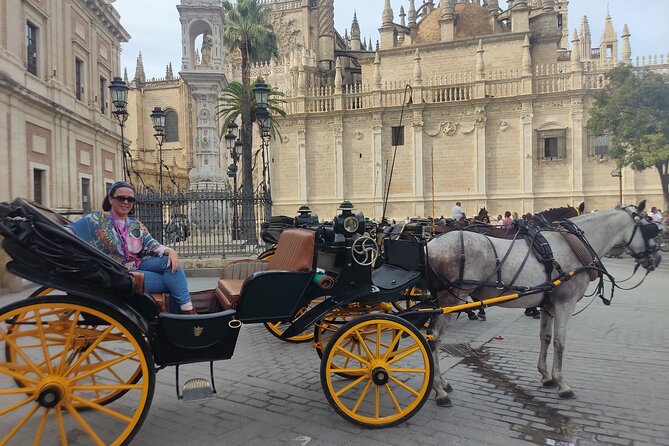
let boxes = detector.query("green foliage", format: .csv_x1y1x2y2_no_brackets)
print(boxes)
221,0,279,74
588,65,669,171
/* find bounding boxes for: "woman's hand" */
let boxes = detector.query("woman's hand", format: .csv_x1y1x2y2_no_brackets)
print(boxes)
165,248,180,273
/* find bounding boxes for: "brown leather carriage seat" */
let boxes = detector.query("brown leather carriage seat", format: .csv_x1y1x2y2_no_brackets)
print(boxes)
215,228,316,310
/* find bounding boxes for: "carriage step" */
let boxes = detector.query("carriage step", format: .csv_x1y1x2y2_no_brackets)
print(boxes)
181,378,216,402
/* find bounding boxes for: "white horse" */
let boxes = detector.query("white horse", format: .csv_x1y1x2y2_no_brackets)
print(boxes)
426,201,661,406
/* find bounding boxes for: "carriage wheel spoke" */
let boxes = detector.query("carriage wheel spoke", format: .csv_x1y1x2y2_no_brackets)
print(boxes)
384,384,403,413
57,310,82,374
70,393,133,423
33,407,49,446
386,343,420,365
72,384,143,391
329,367,366,375
0,363,40,385
64,402,106,446
382,331,403,362
0,386,38,395
333,375,368,398
354,329,374,360
33,311,56,375
70,351,137,383
333,345,369,366
0,395,36,417
0,325,45,378
91,351,126,384
388,374,420,396
54,405,69,446
374,384,380,418
0,400,40,445
65,325,114,377
388,367,427,374
351,379,373,415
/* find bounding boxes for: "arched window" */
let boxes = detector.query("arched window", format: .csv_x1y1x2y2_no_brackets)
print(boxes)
165,109,179,142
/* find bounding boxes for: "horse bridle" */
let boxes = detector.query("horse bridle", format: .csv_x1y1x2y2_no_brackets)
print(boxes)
618,205,659,262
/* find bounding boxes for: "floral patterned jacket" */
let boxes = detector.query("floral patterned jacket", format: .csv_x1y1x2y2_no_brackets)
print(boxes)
68,211,166,269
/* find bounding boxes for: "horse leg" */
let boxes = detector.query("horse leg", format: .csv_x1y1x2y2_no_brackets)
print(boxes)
428,313,453,407
537,309,555,387
551,299,578,398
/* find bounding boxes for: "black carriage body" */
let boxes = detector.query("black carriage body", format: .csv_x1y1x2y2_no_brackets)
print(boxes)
0,198,244,368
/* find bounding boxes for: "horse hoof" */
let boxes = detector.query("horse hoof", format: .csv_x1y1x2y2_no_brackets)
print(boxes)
445,383,453,393
436,396,453,407
478,315,487,321
559,389,575,399
542,379,556,387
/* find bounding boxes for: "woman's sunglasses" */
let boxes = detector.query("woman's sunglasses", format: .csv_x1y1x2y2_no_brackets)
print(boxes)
112,195,137,204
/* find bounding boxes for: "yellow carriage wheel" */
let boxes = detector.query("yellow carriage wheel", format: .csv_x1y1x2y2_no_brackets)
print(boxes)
259,249,316,343
7,287,143,408
320,313,433,428
0,296,154,446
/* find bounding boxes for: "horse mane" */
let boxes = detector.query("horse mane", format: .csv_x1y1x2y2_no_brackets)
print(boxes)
536,202,585,223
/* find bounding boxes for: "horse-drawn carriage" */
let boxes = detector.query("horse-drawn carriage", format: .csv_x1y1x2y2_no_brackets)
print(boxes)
0,197,661,445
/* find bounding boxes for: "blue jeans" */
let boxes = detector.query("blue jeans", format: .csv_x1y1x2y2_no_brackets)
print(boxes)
138,256,191,312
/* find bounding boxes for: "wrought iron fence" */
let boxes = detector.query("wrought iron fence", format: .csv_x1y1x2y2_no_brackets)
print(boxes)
133,186,271,258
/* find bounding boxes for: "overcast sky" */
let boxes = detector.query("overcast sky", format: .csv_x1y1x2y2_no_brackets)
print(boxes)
113,0,669,80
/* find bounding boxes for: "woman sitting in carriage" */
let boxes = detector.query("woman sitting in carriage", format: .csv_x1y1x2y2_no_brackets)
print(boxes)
67,181,195,314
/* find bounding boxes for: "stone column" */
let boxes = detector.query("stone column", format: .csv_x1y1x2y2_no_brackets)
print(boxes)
570,96,585,203
372,113,384,217
334,117,344,200
521,102,535,212
412,107,425,217
473,104,488,196
297,119,308,202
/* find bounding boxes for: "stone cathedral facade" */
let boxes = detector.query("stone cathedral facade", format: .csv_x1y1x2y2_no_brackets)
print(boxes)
231,0,667,220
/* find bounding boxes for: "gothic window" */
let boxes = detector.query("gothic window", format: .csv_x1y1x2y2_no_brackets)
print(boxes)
587,131,609,159
536,129,566,160
33,168,45,204
165,110,179,142
26,22,38,76
81,178,91,214
75,58,84,101
391,126,404,146
99,77,107,114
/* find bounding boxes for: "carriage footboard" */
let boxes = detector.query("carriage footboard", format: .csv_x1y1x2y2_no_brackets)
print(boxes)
154,310,241,366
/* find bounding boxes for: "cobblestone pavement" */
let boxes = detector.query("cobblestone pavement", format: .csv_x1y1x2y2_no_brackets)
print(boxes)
1,257,668,445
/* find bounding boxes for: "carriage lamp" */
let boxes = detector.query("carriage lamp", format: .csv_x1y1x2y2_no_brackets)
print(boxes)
343,216,360,234
253,78,270,110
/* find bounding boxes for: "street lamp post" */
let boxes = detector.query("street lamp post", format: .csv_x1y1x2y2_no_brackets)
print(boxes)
225,122,241,240
253,79,272,221
150,107,167,197
150,106,166,243
611,168,623,204
108,77,129,181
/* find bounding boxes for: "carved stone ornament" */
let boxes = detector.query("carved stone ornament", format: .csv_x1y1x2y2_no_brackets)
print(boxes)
498,121,509,132
426,121,458,137
354,131,364,140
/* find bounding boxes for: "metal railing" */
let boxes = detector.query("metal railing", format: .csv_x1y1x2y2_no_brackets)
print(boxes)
133,187,271,258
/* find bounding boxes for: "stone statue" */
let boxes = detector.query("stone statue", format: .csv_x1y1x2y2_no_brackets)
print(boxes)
201,32,213,66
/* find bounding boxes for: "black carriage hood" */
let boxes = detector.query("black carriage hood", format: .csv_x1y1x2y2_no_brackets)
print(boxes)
0,197,134,300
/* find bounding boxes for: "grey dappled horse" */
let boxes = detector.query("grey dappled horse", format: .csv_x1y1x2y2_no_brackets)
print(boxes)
426,201,661,406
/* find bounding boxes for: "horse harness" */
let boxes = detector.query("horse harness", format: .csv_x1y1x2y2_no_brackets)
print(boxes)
429,219,611,309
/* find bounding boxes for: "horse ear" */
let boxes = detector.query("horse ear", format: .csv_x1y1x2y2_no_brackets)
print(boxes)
637,200,646,213
578,202,585,214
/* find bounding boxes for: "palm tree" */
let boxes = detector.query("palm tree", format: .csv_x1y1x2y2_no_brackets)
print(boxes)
222,0,279,243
